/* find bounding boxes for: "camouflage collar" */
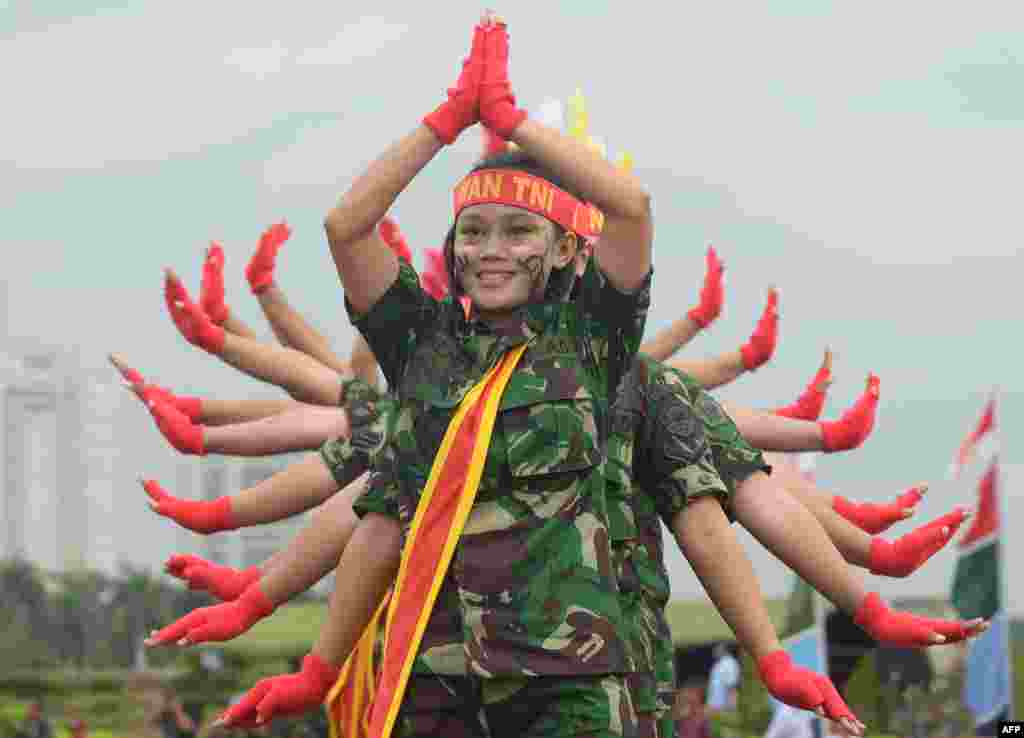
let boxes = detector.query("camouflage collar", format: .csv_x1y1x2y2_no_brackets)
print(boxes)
458,301,562,347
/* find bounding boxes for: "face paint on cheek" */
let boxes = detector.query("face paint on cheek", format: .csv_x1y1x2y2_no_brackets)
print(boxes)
454,254,469,284
516,255,546,291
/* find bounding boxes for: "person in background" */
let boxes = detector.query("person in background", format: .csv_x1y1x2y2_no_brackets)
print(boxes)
763,703,815,738
707,643,741,713
14,700,53,738
675,678,715,738
153,685,197,738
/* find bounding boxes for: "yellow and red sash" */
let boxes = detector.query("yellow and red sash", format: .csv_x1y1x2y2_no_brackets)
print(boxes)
354,344,527,738
326,591,391,738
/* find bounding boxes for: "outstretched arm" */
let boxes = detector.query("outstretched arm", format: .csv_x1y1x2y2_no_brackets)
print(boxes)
732,471,985,646
721,373,880,454
668,287,778,389
216,512,402,729
166,270,344,406
151,475,369,649
111,351,301,426
204,404,351,456
141,452,340,537
640,245,724,361
199,242,259,341
670,351,746,391
672,496,862,734
256,285,352,375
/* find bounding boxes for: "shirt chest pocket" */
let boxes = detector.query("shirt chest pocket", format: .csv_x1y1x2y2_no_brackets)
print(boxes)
498,385,602,478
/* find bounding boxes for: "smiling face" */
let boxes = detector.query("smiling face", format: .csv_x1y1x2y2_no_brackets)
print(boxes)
452,203,577,320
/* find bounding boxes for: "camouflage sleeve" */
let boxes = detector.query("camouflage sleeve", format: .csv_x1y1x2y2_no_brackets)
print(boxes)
344,260,441,389
663,369,772,495
350,468,401,521
319,378,395,489
576,256,652,402
636,376,731,527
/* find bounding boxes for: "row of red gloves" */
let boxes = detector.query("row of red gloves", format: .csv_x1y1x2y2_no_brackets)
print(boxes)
119,344,878,460
151,534,976,730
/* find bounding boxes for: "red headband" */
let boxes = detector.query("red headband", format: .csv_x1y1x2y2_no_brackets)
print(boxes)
453,169,604,239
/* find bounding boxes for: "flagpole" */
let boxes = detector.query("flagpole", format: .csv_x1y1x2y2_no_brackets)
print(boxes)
813,587,828,738
993,385,1015,720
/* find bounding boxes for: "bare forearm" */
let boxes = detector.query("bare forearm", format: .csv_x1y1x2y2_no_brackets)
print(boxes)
222,314,258,341
349,334,380,389
312,513,401,668
732,472,866,614
325,125,441,312
772,466,872,567
670,351,745,390
199,398,300,426
674,497,780,661
218,333,342,406
723,403,824,452
257,476,366,604
257,287,351,375
229,454,339,527
204,405,350,456
510,118,651,292
639,317,701,363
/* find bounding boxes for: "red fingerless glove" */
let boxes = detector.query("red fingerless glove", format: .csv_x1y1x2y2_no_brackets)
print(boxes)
687,246,725,329
819,374,880,452
246,221,292,294
868,508,966,577
740,289,779,371
833,485,924,534
775,353,832,421
200,242,230,325
142,480,230,531
136,383,202,423
378,217,412,264
219,653,341,729
479,21,528,139
147,584,276,647
421,247,451,301
165,554,261,601
854,592,978,647
146,400,207,456
164,273,225,353
423,24,487,144
758,651,857,723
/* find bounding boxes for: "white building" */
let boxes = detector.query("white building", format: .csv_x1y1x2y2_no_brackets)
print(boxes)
1,336,315,584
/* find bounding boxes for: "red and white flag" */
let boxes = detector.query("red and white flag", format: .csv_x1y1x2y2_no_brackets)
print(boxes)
948,389,999,479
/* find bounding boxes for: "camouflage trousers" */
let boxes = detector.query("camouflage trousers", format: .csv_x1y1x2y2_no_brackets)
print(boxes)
395,673,638,738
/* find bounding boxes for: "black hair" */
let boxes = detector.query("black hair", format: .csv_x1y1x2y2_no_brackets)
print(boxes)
444,151,581,304
681,677,708,702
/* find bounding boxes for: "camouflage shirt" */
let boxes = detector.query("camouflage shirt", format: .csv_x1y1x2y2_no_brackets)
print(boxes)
348,258,651,679
608,355,733,716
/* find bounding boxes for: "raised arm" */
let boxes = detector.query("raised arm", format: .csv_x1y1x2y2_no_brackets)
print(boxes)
324,19,490,312
485,21,651,292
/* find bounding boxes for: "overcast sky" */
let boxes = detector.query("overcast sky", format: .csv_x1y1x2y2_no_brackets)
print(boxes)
2,2,1022,610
